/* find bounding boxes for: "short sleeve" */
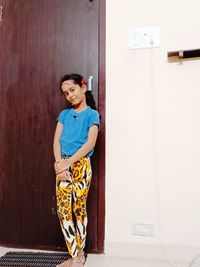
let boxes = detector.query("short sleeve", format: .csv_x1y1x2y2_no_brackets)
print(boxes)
89,110,100,128
57,110,67,125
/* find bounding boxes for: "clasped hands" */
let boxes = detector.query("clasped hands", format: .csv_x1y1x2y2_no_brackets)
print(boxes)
54,158,71,182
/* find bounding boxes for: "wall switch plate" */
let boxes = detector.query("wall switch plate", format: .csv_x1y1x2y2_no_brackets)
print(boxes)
131,222,155,236
128,27,160,49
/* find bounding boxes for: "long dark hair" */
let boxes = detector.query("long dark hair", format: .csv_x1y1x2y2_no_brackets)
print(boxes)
60,73,97,110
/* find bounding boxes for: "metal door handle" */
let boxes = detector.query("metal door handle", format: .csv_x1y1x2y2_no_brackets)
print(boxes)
88,76,93,91
0,6,3,22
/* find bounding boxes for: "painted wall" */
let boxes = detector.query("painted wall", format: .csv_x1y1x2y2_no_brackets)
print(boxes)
106,0,200,262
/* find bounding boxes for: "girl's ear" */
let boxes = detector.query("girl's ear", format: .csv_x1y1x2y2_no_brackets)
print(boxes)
82,85,87,93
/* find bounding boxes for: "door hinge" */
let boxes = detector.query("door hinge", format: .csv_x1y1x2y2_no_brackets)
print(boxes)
0,6,3,22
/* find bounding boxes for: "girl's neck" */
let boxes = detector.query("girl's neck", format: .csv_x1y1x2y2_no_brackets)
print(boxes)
73,102,88,113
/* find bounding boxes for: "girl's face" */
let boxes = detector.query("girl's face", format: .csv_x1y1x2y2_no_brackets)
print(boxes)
61,80,86,107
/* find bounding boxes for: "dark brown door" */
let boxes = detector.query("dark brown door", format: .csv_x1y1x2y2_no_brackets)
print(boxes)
0,0,105,253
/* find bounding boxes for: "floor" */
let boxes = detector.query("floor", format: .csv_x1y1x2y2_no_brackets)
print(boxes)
0,246,189,267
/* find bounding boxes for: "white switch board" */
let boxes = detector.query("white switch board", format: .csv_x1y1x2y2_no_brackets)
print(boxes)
131,222,155,236
128,27,160,49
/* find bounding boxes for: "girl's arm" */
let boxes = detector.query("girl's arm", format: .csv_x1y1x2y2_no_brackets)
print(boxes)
53,122,63,162
69,124,99,165
54,125,99,174
53,122,71,181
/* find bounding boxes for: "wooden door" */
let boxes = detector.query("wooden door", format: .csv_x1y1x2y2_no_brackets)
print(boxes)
0,0,105,253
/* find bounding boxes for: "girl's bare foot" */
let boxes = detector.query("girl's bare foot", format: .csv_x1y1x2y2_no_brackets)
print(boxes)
78,251,86,265
71,263,83,267
71,257,84,267
56,258,72,267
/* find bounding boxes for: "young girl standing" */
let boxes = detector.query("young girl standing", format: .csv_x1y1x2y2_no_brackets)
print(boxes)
53,74,99,267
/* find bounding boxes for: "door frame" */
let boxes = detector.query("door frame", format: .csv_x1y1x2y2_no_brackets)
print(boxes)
0,0,106,253
97,0,106,253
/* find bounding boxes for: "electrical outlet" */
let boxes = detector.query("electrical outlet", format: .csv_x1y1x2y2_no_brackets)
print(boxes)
132,222,155,236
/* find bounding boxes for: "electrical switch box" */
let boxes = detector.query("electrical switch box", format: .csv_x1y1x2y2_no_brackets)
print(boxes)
131,222,155,236
128,27,160,49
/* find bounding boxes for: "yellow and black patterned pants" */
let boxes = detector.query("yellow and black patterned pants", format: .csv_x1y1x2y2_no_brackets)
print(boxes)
56,157,92,257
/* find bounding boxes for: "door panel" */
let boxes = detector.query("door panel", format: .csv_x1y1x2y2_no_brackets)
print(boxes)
0,0,104,252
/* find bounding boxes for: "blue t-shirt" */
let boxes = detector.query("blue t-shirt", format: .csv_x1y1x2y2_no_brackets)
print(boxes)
57,106,100,157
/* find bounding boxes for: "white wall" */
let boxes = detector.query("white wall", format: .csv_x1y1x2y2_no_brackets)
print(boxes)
106,0,200,263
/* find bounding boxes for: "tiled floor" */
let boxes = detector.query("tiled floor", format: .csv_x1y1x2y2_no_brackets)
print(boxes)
0,246,188,267
86,254,188,267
